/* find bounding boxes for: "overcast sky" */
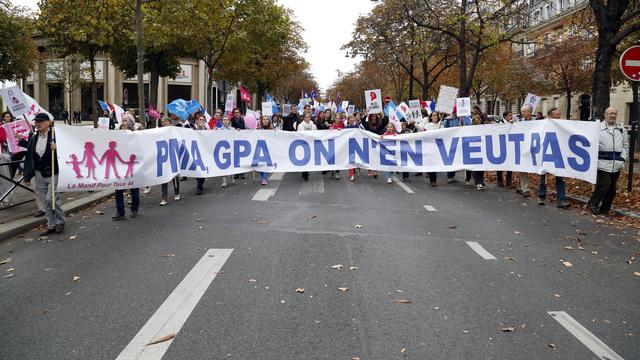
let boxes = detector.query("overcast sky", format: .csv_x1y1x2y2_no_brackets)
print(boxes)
14,0,374,93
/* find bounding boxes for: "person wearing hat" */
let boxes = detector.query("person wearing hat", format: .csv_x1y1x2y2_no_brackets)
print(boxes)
18,113,65,235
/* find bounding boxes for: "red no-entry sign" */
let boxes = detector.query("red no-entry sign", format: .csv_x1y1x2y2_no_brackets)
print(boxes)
620,45,640,81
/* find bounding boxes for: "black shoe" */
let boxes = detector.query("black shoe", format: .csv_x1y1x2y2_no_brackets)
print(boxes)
589,206,600,215
112,213,125,221
55,223,65,234
40,228,56,236
538,197,545,205
522,193,531,198
33,210,45,217
240,174,246,179
557,201,571,209
195,189,203,195
130,211,138,218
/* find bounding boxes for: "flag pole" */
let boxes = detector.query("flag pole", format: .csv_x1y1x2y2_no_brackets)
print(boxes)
51,122,56,207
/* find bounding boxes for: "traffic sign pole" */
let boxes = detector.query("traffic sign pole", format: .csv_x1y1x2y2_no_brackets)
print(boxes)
620,45,640,193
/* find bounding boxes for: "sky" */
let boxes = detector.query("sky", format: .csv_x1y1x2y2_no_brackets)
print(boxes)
14,0,376,94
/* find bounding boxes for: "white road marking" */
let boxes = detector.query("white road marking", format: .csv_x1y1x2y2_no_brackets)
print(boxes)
269,172,284,181
251,189,274,201
423,205,437,212
548,311,624,360
465,241,497,260
116,249,233,360
299,179,325,195
392,176,415,194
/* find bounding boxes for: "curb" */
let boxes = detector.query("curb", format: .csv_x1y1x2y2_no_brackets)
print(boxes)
0,190,114,241
565,193,640,220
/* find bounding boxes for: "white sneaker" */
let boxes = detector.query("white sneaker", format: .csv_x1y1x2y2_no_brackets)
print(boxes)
174,194,181,201
143,186,151,194
387,178,393,184
221,179,227,188
159,200,167,206
230,177,236,185
335,173,340,180
477,184,485,191
349,175,355,181
465,180,471,187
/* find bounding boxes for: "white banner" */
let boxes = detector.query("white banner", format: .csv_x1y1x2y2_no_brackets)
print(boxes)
54,120,600,192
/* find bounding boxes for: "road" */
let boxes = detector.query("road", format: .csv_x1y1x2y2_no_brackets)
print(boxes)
1,171,638,360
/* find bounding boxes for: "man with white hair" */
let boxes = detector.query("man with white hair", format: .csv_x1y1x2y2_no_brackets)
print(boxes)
516,104,535,197
587,107,629,215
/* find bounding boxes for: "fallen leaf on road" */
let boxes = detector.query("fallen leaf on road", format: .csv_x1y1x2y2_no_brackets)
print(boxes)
146,333,176,346
0,258,12,265
400,348,407,353
295,288,305,293
462,330,469,334
94,210,104,215
6,268,14,272
448,225,457,229
4,273,14,279
64,292,72,296
634,272,640,277
280,299,286,304
548,343,556,350
393,299,412,304
561,260,573,268
564,246,574,250
330,264,344,269
504,257,517,261
249,278,257,283
349,266,358,271
256,220,270,224
554,294,562,298
354,224,363,229
501,326,517,332
161,254,175,257
305,215,317,221
338,287,349,292
73,276,80,282
514,231,520,235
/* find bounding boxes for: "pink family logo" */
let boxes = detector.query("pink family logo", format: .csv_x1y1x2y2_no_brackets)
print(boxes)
66,141,138,180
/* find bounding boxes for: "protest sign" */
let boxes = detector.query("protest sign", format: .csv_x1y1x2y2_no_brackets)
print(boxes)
409,100,421,121
55,120,600,192
397,102,410,121
224,94,235,113
456,97,472,117
524,93,541,112
262,102,273,117
347,105,355,115
283,104,291,117
0,86,29,118
435,85,458,114
365,89,383,114
98,117,110,129
1,119,31,153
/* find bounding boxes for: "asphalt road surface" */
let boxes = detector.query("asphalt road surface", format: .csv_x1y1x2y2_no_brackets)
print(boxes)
1,172,638,360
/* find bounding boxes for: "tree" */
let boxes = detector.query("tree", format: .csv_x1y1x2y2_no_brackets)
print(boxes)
588,0,640,119
533,37,594,119
326,60,390,110
111,0,184,127
272,66,318,104
217,1,307,102
405,0,528,97
38,0,127,128
0,1,36,82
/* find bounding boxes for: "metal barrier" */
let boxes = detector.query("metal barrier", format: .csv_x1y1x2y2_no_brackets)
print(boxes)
0,159,35,210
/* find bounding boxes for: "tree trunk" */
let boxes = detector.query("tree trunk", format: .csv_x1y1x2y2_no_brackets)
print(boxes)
566,90,572,119
148,56,159,128
90,56,98,129
421,59,429,99
408,54,414,99
135,0,146,128
206,68,214,114
458,0,468,97
591,33,615,120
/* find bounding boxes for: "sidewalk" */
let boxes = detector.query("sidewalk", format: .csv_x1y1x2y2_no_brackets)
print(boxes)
0,181,113,240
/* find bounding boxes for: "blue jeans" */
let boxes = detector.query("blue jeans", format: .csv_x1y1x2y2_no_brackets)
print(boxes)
539,174,566,203
260,172,269,181
115,188,139,215
447,171,456,179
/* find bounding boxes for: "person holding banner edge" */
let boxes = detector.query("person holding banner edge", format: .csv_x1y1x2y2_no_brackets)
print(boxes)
516,104,536,197
297,112,317,181
112,118,140,221
18,113,65,235
538,107,570,208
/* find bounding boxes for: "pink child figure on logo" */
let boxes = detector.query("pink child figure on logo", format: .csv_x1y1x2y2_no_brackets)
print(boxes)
99,141,126,179
124,154,139,178
66,154,83,179
80,142,99,180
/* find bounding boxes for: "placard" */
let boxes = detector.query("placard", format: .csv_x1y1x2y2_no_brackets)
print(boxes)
1,119,31,153
523,93,541,112
261,102,273,117
435,85,458,114
365,89,382,114
98,117,110,129
224,94,235,113
456,97,471,117
409,100,422,121
1,86,29,117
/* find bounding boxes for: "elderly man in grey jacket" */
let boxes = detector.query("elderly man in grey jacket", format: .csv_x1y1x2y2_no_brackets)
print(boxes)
587,107,629,215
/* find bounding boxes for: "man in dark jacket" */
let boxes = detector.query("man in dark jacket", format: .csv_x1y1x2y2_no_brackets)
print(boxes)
19,113,65,235
230,108,245,129
282,105,299,131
